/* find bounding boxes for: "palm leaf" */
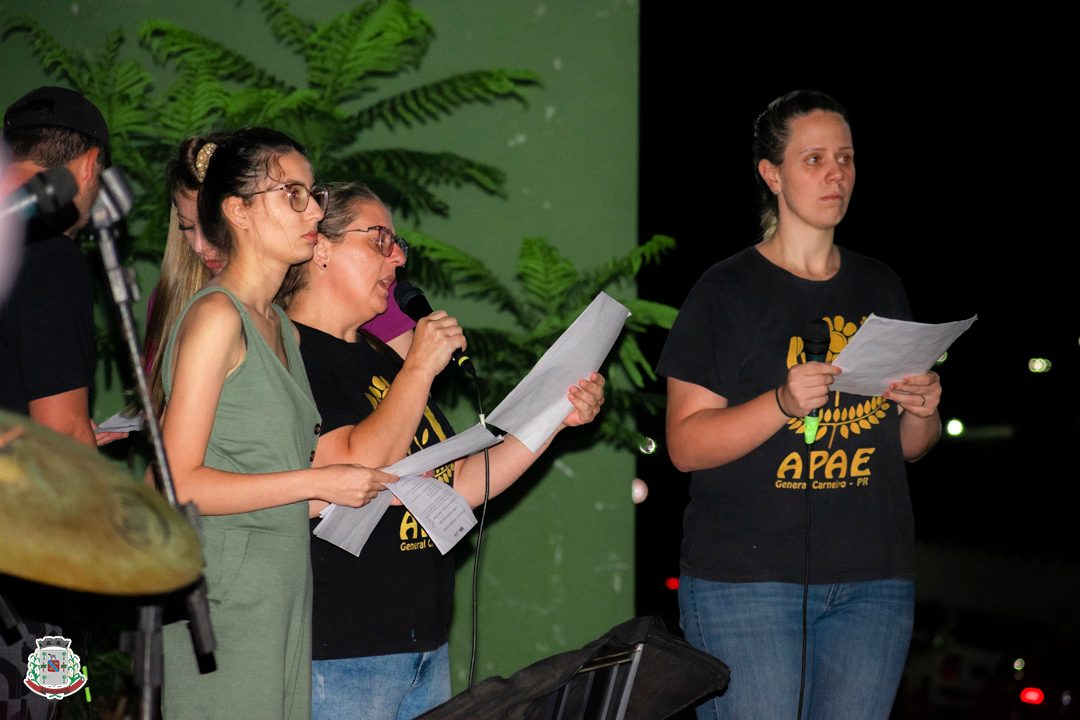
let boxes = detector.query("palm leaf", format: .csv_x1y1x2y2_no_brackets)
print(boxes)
615,335,657,387
517,237,578,311
351,70,539,132
406,233,680,451
9,1,558,441
623,299,678,332
254,0,315,55
80,31,156,141
306,0,433,104
155,66,230,143
460,328,538,373
333,148,506,219
526,310,585,341
596,388,665,448
224,87,325,127
140,20,291,91
370,175,451,221
403,231,526,324
332,148,504,192
576,234,675,297
332,151,453,218
4,18,89,87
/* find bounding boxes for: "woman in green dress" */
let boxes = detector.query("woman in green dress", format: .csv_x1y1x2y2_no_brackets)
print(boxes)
159,128,395,719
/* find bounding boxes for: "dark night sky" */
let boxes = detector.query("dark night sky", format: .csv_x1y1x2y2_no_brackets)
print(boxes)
634,13,1074,616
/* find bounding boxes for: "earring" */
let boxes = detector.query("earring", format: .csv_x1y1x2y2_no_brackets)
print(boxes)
322,263,328,269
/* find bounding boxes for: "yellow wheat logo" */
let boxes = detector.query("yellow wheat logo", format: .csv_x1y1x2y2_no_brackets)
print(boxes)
365,375,391,410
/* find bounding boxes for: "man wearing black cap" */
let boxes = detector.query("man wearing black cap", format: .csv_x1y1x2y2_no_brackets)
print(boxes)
0,86,109,448
0,86,111,720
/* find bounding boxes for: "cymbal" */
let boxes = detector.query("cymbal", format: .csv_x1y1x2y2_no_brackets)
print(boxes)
0,410,202,595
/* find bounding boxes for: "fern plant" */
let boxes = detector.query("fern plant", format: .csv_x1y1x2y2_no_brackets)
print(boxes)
4,0,538,260
405,233,679,450
138,0,537,224
1,21,164,255
4,0,537,393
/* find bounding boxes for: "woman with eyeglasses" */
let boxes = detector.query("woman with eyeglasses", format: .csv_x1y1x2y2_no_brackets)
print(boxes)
278,182,606,720
143,134,415,416
159,130,396,720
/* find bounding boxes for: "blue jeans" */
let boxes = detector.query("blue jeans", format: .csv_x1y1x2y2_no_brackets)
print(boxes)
311,643,450,720
679,577,914,720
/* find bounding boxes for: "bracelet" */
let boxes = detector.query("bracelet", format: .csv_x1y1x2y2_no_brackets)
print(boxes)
775,386,798,419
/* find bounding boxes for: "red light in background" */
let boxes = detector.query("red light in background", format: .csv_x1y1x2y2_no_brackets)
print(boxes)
664,577,679,591
1020,687,1045,705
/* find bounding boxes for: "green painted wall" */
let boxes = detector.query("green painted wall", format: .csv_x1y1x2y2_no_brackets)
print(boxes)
1,0,638,689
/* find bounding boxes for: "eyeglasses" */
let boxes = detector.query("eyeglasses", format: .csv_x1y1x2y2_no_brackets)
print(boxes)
248,182,329,213
344,225,409,260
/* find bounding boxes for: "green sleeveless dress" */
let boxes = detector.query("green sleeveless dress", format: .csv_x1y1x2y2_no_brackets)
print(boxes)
161,286,321,720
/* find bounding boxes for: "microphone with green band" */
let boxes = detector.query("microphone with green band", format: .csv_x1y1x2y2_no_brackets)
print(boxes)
801,320,830,445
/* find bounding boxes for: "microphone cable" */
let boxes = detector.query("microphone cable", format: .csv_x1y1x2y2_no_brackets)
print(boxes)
796,319,829,720
796,438,812,720
467,364,490,688
393,277,490,686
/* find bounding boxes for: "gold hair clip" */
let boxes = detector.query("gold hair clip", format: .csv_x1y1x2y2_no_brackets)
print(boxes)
194,142,218,183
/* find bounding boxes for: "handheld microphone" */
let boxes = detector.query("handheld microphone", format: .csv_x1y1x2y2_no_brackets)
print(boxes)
0,166,77,223
394,279,476,376
801,319,830,445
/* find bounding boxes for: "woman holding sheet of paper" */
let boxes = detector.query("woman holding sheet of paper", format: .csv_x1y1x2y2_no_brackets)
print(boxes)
158,129,394,720
278,182,605,720
658,90,942,720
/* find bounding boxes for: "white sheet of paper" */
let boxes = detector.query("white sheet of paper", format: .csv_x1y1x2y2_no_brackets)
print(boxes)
96,410,144,433
388,424,502,478
312,490,392,556
487,292,630,452
387,475,477,555
831,314,977,397
312,424,501,556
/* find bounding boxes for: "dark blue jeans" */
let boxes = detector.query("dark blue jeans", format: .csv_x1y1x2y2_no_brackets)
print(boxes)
679,577,914,720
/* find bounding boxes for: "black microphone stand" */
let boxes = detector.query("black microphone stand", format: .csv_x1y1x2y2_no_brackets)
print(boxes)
91,168,215,720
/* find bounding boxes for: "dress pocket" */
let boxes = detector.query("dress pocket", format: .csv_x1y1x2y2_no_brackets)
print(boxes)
206,528,250,605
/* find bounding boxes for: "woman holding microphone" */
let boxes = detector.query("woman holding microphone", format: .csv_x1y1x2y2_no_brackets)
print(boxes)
279,182,605,720
659,90,942,719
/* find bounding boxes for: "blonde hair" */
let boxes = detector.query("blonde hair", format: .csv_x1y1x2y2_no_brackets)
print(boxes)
753,90,850,240
130,133,229,416
141,205,213,414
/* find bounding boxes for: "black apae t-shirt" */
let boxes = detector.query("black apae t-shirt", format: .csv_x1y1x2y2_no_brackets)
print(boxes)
0,234,95,413
657,246,916,584
296,322,457,659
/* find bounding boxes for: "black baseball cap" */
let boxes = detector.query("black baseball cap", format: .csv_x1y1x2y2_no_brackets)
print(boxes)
3,86,111,164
